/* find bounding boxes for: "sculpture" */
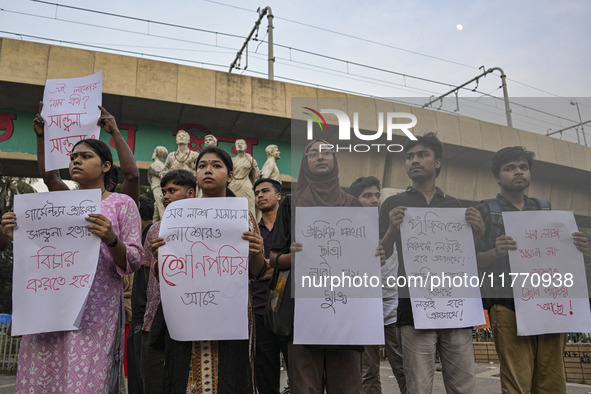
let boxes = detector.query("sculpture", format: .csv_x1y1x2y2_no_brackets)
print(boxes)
162,130,199,175
261,144,281,182
148,146,168,221
229,139,260,214
203,134,218,148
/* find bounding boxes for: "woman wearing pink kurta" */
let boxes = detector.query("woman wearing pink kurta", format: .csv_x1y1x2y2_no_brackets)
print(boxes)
3,111,143,393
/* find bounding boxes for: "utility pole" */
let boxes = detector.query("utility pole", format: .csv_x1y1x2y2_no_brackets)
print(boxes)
229,6,275,80
570,99,587,146
423,67,513,128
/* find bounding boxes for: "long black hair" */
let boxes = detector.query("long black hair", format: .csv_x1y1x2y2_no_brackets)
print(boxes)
72,138,114,188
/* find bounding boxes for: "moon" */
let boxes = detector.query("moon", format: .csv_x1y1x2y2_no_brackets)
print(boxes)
456,24,463,31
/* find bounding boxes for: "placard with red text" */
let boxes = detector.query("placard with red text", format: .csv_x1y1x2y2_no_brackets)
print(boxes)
12,189,101,335
158,197,250,341
41,71,102,171
503,210,591,335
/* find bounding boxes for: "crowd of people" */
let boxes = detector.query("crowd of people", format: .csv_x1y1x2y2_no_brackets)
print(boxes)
0,104,589,394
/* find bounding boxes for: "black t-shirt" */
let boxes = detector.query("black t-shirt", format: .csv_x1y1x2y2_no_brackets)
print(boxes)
271,195,294,254
378,186,462,327
250,220,275,315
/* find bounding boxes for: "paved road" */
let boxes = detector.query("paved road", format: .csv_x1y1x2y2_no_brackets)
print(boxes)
279,360,591,394
2,361,590,393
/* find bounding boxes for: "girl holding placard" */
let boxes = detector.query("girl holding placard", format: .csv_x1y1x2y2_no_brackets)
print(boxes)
2,114,142,392
151,146,266,393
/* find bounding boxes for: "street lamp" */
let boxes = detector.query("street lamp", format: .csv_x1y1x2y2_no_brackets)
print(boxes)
570,99,587,146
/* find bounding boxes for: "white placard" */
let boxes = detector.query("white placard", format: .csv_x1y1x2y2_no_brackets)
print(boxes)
293,207,384,345
42,71,102,171
503,210,591,335
158,198,250,341
12,190,101,335
399,207,485,329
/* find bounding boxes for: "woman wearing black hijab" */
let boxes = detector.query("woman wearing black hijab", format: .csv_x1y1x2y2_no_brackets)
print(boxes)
270,140,363,394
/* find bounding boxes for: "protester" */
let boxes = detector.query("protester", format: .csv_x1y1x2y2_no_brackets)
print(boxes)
2,119,143,391
349,176,406,394
251,177,289,394
378,132,484,394
152,147,266,393
270,140,365,394
127,196,154,394
140,170,196,394
475,146,588,393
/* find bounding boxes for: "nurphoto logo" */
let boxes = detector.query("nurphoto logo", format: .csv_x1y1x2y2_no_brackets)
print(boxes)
303,108,418,153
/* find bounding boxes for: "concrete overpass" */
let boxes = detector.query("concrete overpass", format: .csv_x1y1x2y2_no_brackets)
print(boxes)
1,37,590,224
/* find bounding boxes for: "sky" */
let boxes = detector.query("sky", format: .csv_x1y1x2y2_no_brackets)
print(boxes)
0,0,590,142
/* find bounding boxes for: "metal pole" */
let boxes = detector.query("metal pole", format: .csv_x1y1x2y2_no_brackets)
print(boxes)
546,119,591,137
423,67,513,128
264,6,274,80
571,99,587,146
229,6,275,80
229,8,266,74
492,67,513,128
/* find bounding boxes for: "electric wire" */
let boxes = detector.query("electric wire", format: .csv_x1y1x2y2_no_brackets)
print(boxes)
1,1,586,136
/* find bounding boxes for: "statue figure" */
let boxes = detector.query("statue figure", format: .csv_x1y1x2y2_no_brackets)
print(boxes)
149,146,168,221
261,144,281,182
203,134,218,148
162,130,199,175
229,139,260,214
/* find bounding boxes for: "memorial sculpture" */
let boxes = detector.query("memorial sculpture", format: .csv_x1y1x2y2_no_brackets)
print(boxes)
162,130,199,175
261,144,281,183
203,134,218,147
149,146,168,221
229,139,260,214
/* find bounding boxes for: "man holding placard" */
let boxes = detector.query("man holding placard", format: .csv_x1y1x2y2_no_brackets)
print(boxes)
379,133,484,394
475,146,589,394
140,169,196,394
350,176,406,394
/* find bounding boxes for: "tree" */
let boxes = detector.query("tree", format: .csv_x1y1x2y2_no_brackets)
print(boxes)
0,177,37,313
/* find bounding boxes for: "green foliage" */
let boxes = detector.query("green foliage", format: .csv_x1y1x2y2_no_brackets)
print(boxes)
0,177,37,313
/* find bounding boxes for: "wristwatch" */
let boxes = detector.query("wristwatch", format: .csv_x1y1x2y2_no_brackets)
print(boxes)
107,235,118,248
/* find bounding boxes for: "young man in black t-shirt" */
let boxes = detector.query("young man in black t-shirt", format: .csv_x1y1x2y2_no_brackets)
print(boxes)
379,133,484,394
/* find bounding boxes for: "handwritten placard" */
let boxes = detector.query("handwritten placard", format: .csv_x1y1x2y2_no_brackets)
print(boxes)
12,190,101,335
503,210,591,335
399,208,485,329
158,197,250,341
42,71,102,171
293,207,384,345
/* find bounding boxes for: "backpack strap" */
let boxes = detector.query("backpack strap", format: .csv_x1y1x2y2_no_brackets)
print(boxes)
481,197,551,249
481,198,504,249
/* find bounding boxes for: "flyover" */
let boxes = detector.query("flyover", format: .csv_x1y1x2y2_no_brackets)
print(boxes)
1,37,590,224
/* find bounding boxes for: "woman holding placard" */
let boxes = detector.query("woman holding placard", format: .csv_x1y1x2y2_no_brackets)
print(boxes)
150,146,266,393
269,139,365,393
1,111,143,392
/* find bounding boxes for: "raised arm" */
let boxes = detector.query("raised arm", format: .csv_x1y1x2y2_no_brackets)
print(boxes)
98,106,139,203
34,101,69,191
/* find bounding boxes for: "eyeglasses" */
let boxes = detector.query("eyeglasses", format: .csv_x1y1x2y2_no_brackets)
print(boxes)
306,151,334,159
